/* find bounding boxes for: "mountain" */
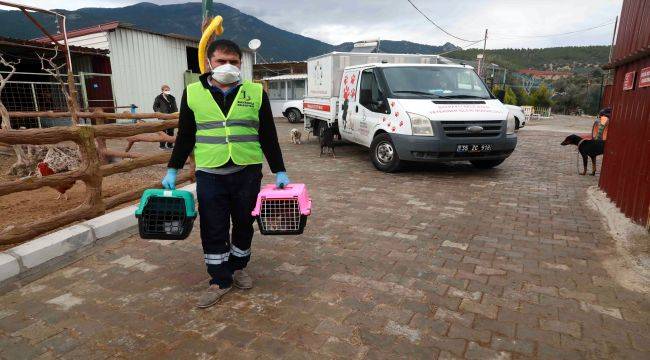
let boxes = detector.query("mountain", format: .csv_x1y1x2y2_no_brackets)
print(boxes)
0,2,454,61
334,40,459,55
443,46,610,71
0,2,332,61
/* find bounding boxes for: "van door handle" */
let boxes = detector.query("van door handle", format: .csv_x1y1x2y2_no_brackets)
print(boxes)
355,105,359,113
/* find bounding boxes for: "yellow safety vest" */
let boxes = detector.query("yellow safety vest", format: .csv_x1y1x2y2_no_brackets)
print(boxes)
187,81,263,168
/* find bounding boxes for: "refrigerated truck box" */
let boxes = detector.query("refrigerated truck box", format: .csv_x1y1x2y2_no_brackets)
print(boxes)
307,52,447,99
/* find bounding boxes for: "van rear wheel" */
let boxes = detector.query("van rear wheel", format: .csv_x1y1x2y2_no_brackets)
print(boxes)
470,159,505,169
370,133,402,172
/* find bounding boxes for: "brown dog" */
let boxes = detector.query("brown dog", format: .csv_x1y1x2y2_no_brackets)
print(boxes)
289,128,302,144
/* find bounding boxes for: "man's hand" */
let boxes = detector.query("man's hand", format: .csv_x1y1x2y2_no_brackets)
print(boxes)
162,168,177,190
275,171,290,189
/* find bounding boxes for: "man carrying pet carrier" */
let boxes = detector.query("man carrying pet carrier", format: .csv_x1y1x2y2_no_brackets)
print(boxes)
161,39,289,308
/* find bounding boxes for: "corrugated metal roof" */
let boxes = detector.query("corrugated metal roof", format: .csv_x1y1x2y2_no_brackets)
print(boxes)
32,22,120,42
0,35,108,56
262,74,308,81
608,0,650,67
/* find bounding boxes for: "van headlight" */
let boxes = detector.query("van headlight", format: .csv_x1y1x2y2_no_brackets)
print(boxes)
506,111,516,134
408,112,434,136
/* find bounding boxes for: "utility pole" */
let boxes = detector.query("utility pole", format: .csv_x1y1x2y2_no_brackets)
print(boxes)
608,16,618,63
604,15,618,101
477,29,488,77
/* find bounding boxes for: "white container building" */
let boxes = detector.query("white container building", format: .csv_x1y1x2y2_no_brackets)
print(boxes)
262,74,307,117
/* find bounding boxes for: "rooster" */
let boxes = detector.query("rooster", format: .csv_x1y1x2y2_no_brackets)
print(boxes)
36,162,75,200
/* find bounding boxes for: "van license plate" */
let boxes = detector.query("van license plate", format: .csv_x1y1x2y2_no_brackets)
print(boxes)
457,144,492,153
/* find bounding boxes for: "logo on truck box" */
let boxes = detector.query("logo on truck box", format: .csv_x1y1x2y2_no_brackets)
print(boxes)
314,61,324,86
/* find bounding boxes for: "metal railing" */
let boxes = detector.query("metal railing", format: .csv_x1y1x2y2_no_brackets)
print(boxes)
0,71,115,128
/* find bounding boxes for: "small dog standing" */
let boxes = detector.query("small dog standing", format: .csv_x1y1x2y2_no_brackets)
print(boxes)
320,126,336,157
561,134,605,176
289,128,302,144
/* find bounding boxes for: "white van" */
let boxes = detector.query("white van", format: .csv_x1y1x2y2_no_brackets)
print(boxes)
304,52,517,172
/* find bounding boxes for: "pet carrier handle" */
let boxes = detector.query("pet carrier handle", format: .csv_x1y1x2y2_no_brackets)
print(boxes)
275,184,294,190
275,171,290,189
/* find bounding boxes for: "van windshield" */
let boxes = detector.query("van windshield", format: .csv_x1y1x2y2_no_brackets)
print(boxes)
381,66,492,99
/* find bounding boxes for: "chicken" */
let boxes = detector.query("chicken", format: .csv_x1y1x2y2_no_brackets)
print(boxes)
36,162,75,200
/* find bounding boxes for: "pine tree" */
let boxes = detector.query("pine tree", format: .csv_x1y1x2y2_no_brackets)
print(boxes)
504,87,517,105
530,84,553,108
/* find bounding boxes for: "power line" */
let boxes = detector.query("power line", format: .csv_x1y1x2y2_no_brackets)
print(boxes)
406,0,482,43
435,39,484,56
491,20,615,39
254,52,295,75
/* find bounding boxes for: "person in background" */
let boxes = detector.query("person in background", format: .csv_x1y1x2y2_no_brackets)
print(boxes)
592,107,611,141
591,107,611,155
153,84,178,149
161,39,289,308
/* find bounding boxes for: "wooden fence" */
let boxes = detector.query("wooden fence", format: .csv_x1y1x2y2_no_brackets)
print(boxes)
0,110,192,245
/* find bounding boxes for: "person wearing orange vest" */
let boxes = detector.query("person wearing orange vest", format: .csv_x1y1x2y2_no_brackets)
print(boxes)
161,40,289,308
592,107,611,141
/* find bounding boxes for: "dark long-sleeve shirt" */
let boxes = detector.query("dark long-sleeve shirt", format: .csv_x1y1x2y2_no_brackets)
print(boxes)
153,93,178,114
167,73,286,173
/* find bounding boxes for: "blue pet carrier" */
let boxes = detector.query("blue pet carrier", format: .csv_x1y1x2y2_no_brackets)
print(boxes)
135,189,196,240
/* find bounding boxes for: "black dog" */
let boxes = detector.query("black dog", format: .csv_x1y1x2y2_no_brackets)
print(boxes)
561,134,605,176
320,126,336,157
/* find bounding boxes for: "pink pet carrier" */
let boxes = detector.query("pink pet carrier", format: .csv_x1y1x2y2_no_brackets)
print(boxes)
252,183,311,235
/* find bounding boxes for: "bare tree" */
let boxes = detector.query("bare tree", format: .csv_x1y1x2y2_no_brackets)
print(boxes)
0,53,32,175
0,55,19,130
522,75,536,95
37,47,77,124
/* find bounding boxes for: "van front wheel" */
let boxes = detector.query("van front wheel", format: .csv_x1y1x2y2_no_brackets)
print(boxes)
370,133,402,172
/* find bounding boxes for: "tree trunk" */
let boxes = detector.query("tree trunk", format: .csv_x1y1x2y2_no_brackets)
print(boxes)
0,102,30,176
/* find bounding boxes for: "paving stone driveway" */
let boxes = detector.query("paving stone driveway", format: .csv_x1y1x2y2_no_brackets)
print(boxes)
1,123,648,359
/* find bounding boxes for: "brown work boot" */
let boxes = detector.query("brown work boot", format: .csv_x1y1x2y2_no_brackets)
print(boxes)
233,270,253,289
196,285,231,308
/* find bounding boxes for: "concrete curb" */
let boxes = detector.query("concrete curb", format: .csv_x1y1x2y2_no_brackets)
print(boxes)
0,183,197,294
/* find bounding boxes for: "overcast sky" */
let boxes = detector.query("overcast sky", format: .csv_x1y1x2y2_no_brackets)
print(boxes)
8,0,622,48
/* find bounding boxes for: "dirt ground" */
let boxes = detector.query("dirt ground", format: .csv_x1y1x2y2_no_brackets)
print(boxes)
0,138,171,250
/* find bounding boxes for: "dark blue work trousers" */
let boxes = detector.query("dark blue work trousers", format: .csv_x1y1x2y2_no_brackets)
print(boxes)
195,165,262,288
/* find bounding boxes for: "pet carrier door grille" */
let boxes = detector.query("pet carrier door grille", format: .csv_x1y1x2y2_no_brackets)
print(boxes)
260,198,300,232
252,183,311,235
141,197,187,235
136,189,196,240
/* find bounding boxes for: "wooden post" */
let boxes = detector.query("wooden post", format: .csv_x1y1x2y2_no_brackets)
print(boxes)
67,72,80,125
76,126,105,216
93,107,105,125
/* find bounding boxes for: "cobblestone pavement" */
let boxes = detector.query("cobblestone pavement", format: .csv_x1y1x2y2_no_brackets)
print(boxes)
1,122,648,359
525,115,596,134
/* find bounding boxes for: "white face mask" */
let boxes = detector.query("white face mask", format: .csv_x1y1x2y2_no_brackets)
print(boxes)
210,63,241,85
163,90,171,95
